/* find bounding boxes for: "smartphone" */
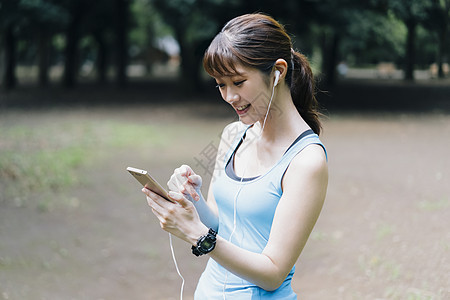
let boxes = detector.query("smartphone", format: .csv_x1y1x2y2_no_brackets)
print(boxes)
126,167,172,202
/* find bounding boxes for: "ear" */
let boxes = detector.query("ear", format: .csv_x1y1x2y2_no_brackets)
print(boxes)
273,59,288,84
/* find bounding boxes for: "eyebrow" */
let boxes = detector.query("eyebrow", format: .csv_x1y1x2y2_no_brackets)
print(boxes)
215,72,248,81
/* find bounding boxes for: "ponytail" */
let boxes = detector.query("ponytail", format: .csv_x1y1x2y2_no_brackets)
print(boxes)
202,14,323,135
290,50,322,135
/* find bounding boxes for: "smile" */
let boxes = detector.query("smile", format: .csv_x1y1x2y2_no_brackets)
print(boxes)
236,104,250,111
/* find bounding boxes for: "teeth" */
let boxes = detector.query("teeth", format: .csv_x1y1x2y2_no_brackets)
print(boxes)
237,104,250,111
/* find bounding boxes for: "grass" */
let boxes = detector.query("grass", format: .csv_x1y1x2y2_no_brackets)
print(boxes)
0,118,171,209
417,198,449,211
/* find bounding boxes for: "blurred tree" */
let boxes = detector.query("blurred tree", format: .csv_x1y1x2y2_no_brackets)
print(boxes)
424,0,449,78
384,0,432,80
306,0,368,86
115,0,130,87
129,0,156,75
152,0,232,91
59,0,93,88
341,10,406,65
18,0,68,87
0,0,20,89
84,0,115,84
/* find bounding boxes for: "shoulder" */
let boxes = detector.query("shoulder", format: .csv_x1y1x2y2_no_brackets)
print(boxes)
282,144,328,191
219,121,247,146
212,121,247,169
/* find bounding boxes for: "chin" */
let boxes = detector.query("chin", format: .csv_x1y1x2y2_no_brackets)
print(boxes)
239,115,258,126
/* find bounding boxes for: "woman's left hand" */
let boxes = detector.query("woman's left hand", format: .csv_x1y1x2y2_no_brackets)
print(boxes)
142,187,208,245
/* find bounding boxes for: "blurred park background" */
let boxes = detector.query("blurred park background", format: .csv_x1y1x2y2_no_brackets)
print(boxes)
0,0,449,91
1,0,449,299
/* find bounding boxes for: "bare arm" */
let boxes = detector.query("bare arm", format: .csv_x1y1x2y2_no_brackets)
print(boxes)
166,122,243,229
144,127,328,291
207,144,328,290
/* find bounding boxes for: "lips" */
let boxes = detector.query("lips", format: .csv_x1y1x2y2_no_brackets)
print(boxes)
235,103,251,115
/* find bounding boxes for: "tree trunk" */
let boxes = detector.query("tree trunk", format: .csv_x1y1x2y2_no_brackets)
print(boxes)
63,12,81,88
38,29,50,87
115,0,128,88
94,31,107,84
320,30,340,87
3,24,17,90
175,28,202,92
437,26,448,78
404,19,416,81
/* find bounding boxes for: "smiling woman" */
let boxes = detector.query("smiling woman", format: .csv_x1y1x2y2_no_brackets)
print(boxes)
212,66,273,124
203,13,322,135
141,13,328,299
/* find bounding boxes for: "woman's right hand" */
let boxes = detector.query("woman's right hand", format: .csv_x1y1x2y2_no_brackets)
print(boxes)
167,165,202,202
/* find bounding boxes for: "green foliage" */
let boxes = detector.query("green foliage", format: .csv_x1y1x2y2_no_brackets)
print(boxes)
152,0,225,44
0,0,68,31
342,10,407,65
388,0,432,22
1,0,448,88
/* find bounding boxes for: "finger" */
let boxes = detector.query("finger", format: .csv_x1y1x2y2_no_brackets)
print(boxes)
167,173,179,191
167,166,183,189
168,191,191,208
184,181,200,201
180,164,195,177
143,188,158,207
150,205,163,218
142,188,168,208
150,207,170,230
188,174,202,188
174,174,190,196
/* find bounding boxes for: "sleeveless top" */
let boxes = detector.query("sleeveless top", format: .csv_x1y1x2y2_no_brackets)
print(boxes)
194,124,327,299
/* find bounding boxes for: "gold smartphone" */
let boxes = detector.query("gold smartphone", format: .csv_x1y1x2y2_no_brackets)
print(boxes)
126,167,172,202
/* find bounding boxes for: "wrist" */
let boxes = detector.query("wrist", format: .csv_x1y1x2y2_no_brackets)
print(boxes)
189,225,209,247
191,227,217,257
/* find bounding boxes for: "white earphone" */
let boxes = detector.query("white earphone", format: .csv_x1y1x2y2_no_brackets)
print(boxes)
274,70,280,87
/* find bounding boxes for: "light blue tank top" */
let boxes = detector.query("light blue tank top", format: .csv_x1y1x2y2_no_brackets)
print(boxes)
194,124,327,299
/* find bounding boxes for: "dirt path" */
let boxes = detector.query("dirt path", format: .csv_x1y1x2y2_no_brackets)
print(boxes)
1,105,449,299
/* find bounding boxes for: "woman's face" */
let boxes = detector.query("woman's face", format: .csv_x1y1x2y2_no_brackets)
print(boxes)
214,65,272,125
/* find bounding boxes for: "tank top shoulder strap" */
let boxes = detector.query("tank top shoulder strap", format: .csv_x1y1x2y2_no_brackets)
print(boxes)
223,123,252,165
275,130,327,179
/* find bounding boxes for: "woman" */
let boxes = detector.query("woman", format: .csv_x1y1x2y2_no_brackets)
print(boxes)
143,13,328,299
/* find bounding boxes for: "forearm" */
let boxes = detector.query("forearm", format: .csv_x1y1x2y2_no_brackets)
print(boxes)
191,192,219,231
208,236,287,291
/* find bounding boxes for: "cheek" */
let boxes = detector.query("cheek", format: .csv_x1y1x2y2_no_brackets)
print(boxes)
248,89,269,107
245,83,269,103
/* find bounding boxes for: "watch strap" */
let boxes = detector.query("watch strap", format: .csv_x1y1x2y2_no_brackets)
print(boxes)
192,228,217,257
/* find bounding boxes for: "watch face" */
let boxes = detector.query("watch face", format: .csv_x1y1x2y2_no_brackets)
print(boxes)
200,236,215,252
194,229,216,256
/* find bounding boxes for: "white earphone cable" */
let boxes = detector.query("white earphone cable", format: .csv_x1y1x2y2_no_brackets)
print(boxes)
222,76,277,299
169,233,185,300
168,72,278,300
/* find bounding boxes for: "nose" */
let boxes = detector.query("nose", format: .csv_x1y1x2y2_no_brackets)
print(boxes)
225,88,239,104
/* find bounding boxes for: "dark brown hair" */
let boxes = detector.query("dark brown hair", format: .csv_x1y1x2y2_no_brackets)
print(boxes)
203,13,322,135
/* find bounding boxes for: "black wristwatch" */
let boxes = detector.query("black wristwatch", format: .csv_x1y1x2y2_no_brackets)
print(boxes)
192,228,217,256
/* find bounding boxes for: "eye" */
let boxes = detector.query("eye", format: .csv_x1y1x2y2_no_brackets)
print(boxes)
234,80,246,86
215,83,225,89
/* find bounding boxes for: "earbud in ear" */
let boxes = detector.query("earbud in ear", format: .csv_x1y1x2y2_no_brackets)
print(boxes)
274,70,280,87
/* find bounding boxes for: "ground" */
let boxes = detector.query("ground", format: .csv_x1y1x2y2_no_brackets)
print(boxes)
0,82,449,299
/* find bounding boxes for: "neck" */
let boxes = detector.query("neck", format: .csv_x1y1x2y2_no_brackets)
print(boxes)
256,86,309,144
